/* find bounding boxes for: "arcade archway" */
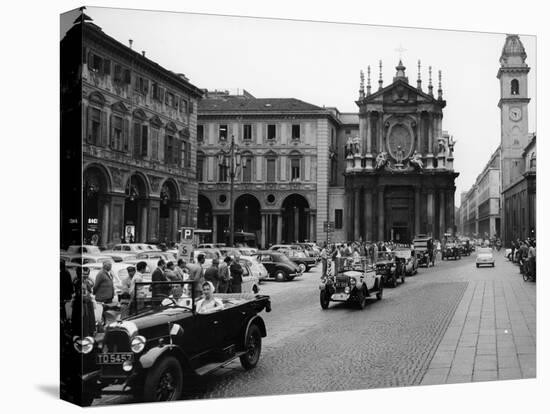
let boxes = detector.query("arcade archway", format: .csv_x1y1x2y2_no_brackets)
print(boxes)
234,194,261,246
281,194,310,243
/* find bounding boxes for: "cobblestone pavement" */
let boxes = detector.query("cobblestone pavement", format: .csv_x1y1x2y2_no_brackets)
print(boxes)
96,253,485,405
420,250,536,385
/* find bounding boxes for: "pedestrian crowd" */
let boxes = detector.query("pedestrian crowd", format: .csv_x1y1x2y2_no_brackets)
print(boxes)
508,237,536,278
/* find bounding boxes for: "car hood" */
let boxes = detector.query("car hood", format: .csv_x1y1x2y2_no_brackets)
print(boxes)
123,307,193,331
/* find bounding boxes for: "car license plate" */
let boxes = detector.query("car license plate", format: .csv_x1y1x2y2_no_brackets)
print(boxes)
331,293,349,301
97,353,133,365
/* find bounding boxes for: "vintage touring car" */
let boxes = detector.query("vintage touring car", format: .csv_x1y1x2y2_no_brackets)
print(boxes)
319,257,383,309
72,281,271,405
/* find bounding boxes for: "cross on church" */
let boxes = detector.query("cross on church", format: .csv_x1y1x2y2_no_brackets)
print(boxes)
395,44,407,60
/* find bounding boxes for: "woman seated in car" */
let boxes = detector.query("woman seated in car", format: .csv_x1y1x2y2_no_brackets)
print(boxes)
196,281,224,314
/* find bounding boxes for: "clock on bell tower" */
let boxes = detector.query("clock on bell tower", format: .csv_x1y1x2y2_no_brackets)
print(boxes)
497,34,530,190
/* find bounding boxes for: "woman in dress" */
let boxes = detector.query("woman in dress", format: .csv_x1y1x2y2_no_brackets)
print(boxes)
196,281,224,314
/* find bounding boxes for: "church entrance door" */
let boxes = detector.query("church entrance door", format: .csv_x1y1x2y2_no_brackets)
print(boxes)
385,187,414,244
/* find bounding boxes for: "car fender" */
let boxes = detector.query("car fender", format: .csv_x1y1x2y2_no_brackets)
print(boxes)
242,315,267,345
139,344,189,370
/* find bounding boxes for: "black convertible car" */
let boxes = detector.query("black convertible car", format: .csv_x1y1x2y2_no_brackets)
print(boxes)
70,281,271,405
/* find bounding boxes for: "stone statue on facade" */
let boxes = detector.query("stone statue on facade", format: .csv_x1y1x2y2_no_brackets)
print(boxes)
448,135,456,157
409,150,424,170
375,151,388,170
345,137,354,157
438,138,447,155
352,136,361,155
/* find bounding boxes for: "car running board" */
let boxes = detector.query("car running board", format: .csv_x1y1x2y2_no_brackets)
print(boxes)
194,352,246,376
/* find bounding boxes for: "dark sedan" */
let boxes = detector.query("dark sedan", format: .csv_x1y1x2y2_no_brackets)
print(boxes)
254,251,302,281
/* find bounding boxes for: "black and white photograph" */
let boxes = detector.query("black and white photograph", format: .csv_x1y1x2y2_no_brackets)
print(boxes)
6,1,547,414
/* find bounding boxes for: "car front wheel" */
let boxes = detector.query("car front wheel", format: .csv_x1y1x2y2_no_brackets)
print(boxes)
376,279,384,300
298,263,307,273
143,356,183,402
275,271,287,282
240,325,262,370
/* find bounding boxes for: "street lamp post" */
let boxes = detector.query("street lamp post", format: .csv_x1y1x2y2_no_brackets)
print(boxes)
218,135,241,247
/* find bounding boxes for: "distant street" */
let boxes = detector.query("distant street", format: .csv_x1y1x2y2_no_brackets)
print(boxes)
95,249,535,405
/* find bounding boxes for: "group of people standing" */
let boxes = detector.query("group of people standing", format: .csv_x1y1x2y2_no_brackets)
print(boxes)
509,238,536,277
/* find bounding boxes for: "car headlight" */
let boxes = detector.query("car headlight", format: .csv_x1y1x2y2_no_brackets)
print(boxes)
350,278,357,286
73,336,94,354
344,286,350,294
131,335,146,353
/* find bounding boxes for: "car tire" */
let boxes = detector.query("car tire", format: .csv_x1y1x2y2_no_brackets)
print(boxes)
240,324,262,370
390,275,397,288
320,291,330,309
298,263,307,273
79,393,94,407
275,271,287,282
143,356,184,402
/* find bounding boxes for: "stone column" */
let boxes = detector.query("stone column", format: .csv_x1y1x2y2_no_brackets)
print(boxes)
260,213,266,249
212,214,218,244
172,208,179,243
447,189,455,235
294,207,299,242
366,112,372,153
427,190,435,236
378,187,385,241
304,208,310,242
345,190,353,241
139,204,148,243
354,188,360,241
310,213,316,242
100,201,110,247
276,212,283,244
363,190,373,241
415,187,421,236
439,190,446,239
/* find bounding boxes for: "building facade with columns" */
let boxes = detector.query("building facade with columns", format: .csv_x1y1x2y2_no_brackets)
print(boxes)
61,18,203,248
343,61,458,243
196,90,340,247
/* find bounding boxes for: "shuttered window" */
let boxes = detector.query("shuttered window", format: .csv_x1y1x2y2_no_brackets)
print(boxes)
88,107,101,145
266,158,276,182
242,157,252,182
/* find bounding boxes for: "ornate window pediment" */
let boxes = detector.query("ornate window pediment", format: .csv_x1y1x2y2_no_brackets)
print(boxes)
88,91,106,107
165,121,177,133
132,109,147,121
150,115,163,128
111,101,129,114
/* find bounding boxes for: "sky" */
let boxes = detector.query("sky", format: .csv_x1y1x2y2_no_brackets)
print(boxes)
61,7,537,206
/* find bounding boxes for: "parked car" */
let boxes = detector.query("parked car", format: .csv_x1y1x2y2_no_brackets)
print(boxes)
239,255,268,282
269,244,312,258
442,243,461,260
106,243,160,254
394,248,418,276
193,248,222,268
254,251,302,282
277,247,317,273
101,252,139,263
319,257,383,309
374,251,404,287
75,280,271,405
413,236,435,267
197,243,226,249
66,245,102,255
458,239,472,256
476,247,495,268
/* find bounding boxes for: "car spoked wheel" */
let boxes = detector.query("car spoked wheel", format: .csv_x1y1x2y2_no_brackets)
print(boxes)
144,356,183,402
240,325,262,370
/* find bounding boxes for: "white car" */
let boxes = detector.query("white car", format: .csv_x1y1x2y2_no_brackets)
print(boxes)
476,247,495,268
239,255,268,281
66,245,102,255
106,243,159,253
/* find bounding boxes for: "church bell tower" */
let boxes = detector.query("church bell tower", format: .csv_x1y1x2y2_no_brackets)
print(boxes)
498,34,530,189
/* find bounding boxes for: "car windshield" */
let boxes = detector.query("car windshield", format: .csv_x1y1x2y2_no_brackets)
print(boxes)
376,252,395,262
478,248,492,254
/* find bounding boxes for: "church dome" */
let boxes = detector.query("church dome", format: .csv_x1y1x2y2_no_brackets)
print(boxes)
500,34,527,64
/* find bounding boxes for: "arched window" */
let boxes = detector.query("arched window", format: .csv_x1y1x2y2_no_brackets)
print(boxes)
511,79,519,95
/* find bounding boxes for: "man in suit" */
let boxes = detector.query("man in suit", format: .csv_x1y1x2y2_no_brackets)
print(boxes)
229,257,244,293
151,259,169,306
187,253,206,299
93,261,115,303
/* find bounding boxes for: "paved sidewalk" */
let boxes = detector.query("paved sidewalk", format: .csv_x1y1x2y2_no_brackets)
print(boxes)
420,251,536,385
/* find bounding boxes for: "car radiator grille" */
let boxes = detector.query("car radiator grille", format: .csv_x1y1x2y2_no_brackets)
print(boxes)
103,330,131,353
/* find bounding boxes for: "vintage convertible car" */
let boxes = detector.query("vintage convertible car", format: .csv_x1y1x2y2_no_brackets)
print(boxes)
413,236,435,267
72,281,271,405
394,248,419,276
375,251,405,287
442,243,461,260
319,257,383,309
